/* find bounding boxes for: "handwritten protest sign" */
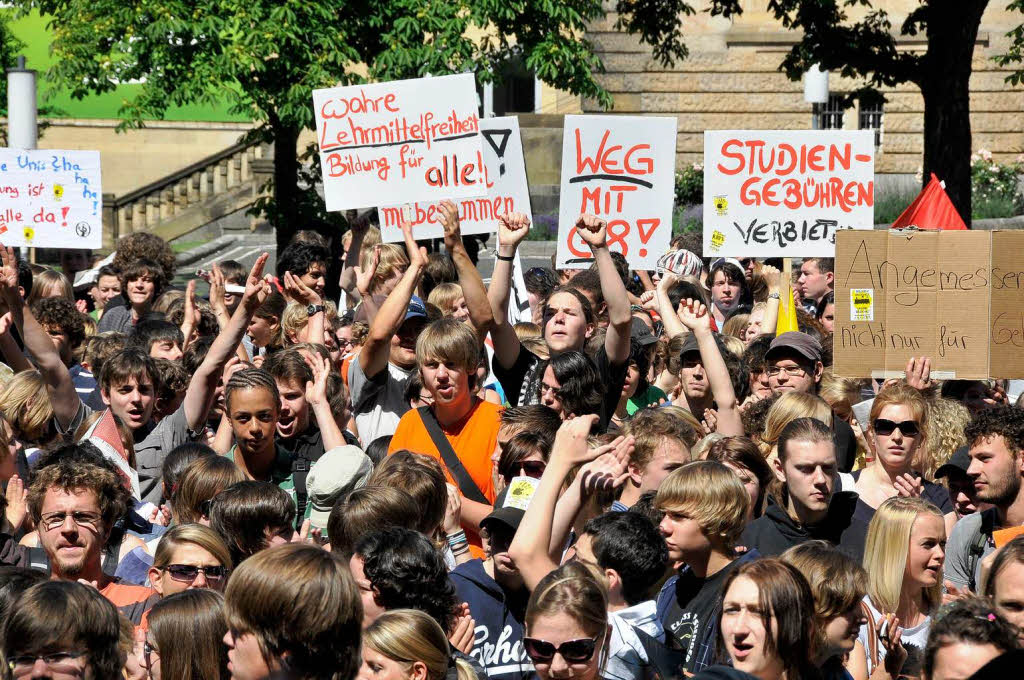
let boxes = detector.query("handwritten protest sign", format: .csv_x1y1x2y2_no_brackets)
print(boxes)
556,115,676,270
703,130,875,258
378,117,532,241
833,229,1024,379
313,73,485,211
0,150,102,249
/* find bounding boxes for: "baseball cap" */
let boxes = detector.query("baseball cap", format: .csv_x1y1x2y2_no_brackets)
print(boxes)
306,445,374,530
935,446,971,479
631,317,658,346
710,257,745,272
404,295,428,322
657,249,704,279
679,332,701,358
765,331,823,364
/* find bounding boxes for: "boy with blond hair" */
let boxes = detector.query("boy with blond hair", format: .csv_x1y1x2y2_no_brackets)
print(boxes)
654,460,758,675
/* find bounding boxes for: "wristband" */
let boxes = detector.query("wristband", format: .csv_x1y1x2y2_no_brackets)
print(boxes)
447,530,468,548
496,254,515,262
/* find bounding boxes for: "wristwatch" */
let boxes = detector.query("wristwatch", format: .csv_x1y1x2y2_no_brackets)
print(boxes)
768,292,781,300
306,304,325,315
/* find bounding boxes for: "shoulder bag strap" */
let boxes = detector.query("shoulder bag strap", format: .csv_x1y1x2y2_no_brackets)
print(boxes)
417,406,489,505
861,601,880,669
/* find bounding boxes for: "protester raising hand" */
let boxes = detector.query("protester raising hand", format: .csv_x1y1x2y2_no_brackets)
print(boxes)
497,211,531,250
283,270,322,306
438,199,463,253
439,199,494,341
3,474,26,534
0,245,18,294
574,214,607,248
674,298,744,436
354,244,381,298
904,356,932,390
303,353,346,451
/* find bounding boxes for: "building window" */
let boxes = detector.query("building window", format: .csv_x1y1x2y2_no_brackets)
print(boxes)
478,55,537,117
859,101,884,147
816,94,846,130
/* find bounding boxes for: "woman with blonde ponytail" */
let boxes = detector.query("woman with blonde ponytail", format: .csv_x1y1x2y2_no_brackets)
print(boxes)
360,609,478,680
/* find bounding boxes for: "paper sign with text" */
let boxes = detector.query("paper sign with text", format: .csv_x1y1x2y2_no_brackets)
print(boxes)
378,117,532,241
556,115,677,270
834,229,1024,379
313,73,486,211
703,130,875,257
0,149,102,248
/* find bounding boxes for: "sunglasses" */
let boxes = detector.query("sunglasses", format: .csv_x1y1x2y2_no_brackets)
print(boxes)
872,419,920,437
163,564,228,583
522,637,598,664
520,460,547,478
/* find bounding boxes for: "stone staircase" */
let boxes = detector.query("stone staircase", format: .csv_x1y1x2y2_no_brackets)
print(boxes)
100,141,273,251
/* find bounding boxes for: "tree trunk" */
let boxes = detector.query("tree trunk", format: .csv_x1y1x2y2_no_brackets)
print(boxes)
272,123,302,256
919,0,989,228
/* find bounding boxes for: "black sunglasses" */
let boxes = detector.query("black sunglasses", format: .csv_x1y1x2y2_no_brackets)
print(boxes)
163,564,228,583
523,637,598,664
520,460,547,478
872,419,920,437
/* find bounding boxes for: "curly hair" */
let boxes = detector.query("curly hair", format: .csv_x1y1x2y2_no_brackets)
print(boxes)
31,297,86,349
112,232,176,281
28,457,130,532
355,527,457,634
276,241,329,278
919,398,971,480
965,405,1024,456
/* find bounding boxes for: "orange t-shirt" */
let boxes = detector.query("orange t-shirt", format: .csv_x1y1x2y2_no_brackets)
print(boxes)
100,581,159,627
388,400,502,557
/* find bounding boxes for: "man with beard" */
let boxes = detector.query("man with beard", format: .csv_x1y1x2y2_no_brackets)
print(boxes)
945,406,1024,593
27,459,156,623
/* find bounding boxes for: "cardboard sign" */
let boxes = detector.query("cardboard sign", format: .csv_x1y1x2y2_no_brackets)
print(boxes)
378,117,532,241
556,115,676,270
0,150,102,248
702,130,875,257
834,229,1024,379
313,73,486,211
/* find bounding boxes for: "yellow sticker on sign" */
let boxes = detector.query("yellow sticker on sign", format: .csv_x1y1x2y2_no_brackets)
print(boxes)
710,230,726,253
713,195,728,216
851,288,873,322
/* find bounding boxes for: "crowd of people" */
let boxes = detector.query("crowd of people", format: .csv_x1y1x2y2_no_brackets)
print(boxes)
0,203,1021,680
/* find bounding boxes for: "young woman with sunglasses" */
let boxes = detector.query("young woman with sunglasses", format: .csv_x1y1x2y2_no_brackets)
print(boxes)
524,562,610,680
136,589,229,680
852,382,953,532
147,523,232,597
359,609,478,680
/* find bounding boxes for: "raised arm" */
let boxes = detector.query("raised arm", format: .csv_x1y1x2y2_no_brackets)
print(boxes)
183,253,270,430
0,313,32,374
757,264,782,338
305,353,346,451
654,272,687,339
574,215,631,365
678,298,743,436
440,200,493,343
485,213,530,370
359,221,427,379
339,214,368,300
283,271,325,349
0,246,80,429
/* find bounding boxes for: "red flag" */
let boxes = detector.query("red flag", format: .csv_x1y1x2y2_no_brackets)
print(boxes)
85,409,140,499
891,173,968,230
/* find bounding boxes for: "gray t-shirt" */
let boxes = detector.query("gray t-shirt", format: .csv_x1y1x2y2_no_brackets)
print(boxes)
348,358,413,445
944,507,997,592
58,400,195,504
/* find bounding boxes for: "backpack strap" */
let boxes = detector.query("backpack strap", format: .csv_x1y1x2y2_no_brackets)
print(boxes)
967,510,996,590
861,601,879,670
292,455,311,529
417,406,488,505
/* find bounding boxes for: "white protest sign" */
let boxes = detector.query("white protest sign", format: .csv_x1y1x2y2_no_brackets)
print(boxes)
313,73,486,211
702,130,875,258
378,116,532,241
508,251,532,325
0,149,102,248
556,115,676,270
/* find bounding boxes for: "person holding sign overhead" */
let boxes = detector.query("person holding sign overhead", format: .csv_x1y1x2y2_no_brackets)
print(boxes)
480,213,632,415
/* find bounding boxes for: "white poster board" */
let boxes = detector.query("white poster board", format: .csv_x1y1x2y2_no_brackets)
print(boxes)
313,73,486,211
556,115,676,270
508,251,532,325
378,117,532,241
0,149,102,248
702,130,875,257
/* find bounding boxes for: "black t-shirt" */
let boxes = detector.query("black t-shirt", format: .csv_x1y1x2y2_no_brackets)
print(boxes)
850,470,954,527
663,559,740,673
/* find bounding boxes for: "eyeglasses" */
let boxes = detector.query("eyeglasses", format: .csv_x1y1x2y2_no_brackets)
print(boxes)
766,364,808,378
142,641,158,671
872,419,920,437
162,564,229,583
39,511,102,532
539,382,562,399
519,461,547,478
523,637,598,664
8,651,86,675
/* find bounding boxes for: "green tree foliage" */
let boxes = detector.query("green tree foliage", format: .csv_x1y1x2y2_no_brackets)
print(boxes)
0,14,27,146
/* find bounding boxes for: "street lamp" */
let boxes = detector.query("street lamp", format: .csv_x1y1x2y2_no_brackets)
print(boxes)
803,64,829,130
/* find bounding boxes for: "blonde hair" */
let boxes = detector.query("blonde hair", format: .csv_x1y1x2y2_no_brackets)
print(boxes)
513,322,542,340
719,334,745,359
869,381,930,457
761,392,833,456
691,433,726,460
0,370,53,443
721,313,750,341
525,561,610,672
172,456,246,525
863,496,944,615
415,318,480,376
818,370,866,421
281,300,338,344
655,405,704,441
919,399,970,479
152,523,232,572
520,336,549,359
655,460,750,547
426,283,464,316
152,290,186,315
364,243,409,295
364,609,475,680
26,268,73,305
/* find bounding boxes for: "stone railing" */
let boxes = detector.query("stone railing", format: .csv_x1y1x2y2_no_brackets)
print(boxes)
101,141,273,251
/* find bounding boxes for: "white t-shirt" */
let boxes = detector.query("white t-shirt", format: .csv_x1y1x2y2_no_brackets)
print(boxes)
348,358,413,445
857,595,931,677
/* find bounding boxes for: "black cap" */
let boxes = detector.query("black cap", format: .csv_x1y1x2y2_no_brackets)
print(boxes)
679,332,701,357
481,506,525,534
631,317,658,346
935,446,971,479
